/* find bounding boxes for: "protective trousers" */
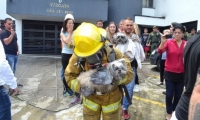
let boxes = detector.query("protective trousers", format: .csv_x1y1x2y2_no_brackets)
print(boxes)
83,87,121,120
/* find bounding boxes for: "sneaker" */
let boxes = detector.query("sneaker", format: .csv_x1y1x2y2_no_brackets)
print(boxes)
122,110,130,119
70,96,81,104
157,82,163,85
133,84,140,92
63,92,74,97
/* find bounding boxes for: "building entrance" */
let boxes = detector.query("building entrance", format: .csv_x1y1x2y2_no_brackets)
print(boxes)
22,20,79,54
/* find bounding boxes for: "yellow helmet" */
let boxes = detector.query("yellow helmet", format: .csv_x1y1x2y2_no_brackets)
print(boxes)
98,28,110,45
98,28,106,37
73,23,104,57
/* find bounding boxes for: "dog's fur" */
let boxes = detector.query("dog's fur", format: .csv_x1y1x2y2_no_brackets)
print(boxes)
113,32,128,45
77,58,127,95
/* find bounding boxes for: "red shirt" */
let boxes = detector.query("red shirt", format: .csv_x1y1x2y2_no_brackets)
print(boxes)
158,39,186,73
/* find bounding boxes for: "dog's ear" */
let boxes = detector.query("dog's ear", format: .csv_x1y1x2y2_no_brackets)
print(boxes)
118,59,126,67
112,63,116,70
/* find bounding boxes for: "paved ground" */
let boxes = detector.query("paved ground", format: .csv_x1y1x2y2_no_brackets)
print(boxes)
10,55,166,120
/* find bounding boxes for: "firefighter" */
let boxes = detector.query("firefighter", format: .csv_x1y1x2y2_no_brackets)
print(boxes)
65,22,134,120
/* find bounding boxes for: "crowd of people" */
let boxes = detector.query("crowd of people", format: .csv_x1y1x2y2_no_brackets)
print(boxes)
0,14,200,120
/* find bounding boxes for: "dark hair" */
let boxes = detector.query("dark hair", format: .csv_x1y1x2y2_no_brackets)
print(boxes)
62,18,74,32
124,17,133,21
96,20,103,24
191,28,196,31
171,22,179,28
4,18,12,23
108,22,118,33
173,24,185,33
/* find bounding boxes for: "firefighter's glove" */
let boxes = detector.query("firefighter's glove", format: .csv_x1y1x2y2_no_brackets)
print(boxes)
81,87,93,97
90,67,113,85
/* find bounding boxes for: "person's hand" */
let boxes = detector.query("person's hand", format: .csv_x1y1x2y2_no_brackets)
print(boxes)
9,88,19,96
10,29,15,36
68,26,73,34
146,43,150,46
17,50,20,55
161,34,168,44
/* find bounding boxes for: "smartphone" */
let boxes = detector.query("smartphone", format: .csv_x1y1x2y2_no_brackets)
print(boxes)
165,34,172,39
12,24,16,31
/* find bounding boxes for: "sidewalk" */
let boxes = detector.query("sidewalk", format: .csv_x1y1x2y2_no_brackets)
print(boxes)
15,54,75,112
11,54,166,120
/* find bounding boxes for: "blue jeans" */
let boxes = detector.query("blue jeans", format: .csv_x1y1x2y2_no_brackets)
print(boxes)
122,67,136,110
0,87,11,120
165,80,184,114
6,54,18,75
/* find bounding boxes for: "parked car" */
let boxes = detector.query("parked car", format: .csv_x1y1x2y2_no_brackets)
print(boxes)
149,48,161,71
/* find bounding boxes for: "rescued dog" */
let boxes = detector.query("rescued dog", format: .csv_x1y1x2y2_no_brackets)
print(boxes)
113,32,128,45
113,32,135,62
77,58,127,96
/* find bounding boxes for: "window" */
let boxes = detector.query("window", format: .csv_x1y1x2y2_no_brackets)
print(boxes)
143,0,153,8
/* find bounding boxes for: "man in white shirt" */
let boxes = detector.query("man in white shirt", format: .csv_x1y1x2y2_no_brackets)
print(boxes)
0,40,18,120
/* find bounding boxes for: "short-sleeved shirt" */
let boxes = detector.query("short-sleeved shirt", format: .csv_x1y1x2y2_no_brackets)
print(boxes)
61,31,73,54
0,29,18,55
175,31,200,120
141,33,149,47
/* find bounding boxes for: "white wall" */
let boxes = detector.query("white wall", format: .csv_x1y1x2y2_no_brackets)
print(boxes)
153,0,166,17
164,0,200,29
142,8,155,17
135,16,165,26
0,0,22,54
154,0,200,29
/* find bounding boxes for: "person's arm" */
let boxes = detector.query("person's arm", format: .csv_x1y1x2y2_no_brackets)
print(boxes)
60,32,72,44
65,54,82,93
189,71,200,120
3,29,15,45
158,34,168,53
60,26,73,44
0,41,18,95
146,34,151,46
17,42,20,55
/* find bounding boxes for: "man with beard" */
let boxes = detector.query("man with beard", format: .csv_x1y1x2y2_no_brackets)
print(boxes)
172,31,200,120
120,17,142,119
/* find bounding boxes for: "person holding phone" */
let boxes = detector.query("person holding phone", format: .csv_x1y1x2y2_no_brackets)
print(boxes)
158,24,186,120
158,29,171,85
0,18,20,75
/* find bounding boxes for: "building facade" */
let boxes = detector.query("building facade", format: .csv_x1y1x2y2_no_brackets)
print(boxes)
0,0,199,54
